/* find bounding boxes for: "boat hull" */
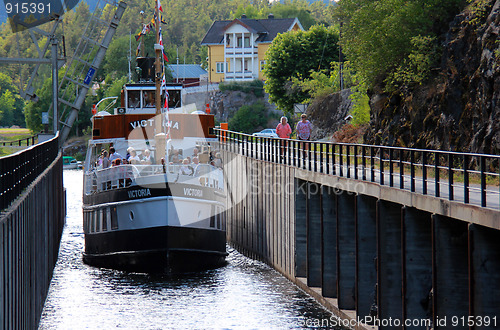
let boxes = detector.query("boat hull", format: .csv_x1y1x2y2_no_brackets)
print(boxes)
83,225,227,273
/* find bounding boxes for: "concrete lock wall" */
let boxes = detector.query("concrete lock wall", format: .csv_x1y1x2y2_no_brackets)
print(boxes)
223,149,500,329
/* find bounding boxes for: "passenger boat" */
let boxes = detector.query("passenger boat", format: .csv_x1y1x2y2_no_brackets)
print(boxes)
81,55,227,272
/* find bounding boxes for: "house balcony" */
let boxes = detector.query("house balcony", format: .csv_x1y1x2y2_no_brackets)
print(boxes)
224,71,256,81
225,47,258,57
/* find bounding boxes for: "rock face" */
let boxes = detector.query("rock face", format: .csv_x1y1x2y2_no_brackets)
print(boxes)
307,89,352,140
211,90,279,126
365,0,500,153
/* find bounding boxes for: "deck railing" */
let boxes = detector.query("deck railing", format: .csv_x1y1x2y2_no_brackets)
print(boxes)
216,129,500,209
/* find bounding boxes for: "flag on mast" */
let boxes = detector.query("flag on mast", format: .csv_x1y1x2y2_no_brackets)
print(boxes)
136,40,141,56
161,74,169,111
159,27,169,62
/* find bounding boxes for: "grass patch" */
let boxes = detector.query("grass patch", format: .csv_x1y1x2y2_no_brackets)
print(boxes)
0,128,32,142
0,128,35,157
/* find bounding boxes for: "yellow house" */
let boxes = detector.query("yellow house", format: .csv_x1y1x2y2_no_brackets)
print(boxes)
201,14,303,83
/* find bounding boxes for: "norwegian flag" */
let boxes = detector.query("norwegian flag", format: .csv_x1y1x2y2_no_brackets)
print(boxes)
161,74,169,111
159,28,169,62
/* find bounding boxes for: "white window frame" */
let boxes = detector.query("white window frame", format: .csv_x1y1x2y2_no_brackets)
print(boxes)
216,62,225,73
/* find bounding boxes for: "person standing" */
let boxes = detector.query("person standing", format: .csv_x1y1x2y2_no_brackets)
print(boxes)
276,116,292,158
295,114,312,158
109,147,124,162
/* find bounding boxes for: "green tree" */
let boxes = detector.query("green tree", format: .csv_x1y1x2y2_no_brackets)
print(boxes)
229,102,268,133
333,0,464,90
102,35,134,80
0,73,25,127
263,25,339,113
24,78,52,133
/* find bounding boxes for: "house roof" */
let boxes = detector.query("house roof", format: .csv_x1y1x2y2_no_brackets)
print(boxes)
167,64,207,79
201,17,302,45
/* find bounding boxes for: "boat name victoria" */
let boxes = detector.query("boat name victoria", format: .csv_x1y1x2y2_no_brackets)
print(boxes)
128,188,152,199
129,120,179,130
183,188,203,197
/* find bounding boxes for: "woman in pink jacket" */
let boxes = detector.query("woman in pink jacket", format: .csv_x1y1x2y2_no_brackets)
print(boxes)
276,116,292,157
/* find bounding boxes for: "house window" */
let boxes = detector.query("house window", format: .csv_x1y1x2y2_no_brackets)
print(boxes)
244,37,250,48
216,62,225,73
260,60,266,71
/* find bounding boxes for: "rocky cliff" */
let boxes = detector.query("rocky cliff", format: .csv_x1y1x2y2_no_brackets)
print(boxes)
307,89,352,140
364,0,500,153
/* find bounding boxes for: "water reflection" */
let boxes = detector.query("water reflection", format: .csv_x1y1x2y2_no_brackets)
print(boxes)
39,170,336,329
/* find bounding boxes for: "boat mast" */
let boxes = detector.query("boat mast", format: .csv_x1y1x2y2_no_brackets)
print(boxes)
153,0,167,165
154,0,162,124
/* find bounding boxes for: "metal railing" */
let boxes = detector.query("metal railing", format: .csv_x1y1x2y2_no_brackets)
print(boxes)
0,133,59,211
0,133,65,329
0,135,37,147
217,129,500,209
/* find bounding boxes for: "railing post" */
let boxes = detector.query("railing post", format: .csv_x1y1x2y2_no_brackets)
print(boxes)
380,147,384,185
399,149,404,189
313,142,318,172
339,144,344,177
354,145,358,180
410,150,415,192
320,143,324,173
346,145,350,178
242,134,246,157
389,148,394,187
326,143,330,175
422,151,427,195
362,145,366,181
263,137,271,161
370,146,375,182
308,142,312,171
480,155,486,207
463,154,469,204
448,153,453,201
435,152,440,198
332,144,336,175
250,134,254,158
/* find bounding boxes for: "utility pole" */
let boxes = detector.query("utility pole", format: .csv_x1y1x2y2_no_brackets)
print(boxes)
51,36,59,133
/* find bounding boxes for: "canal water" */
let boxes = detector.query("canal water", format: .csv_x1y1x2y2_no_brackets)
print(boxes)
39,170,337,329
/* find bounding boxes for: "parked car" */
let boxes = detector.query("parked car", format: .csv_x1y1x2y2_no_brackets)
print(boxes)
63,156,82,169
252,129,278,138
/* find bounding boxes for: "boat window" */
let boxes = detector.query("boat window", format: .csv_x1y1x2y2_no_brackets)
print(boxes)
90,211,95,233
143,91,155,107
209,205,215,228
166,90,181,109
97,210,102,233
102,208,108,231
127,90,141,108
83,211,89,233
218,207,222,229
111,206,119,230
223,210,226,231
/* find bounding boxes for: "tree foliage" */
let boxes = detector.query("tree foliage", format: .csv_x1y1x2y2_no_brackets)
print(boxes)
0,73,25,127
0,0,334,131
229,102,268,134
263,25,339,113
332,0,465,90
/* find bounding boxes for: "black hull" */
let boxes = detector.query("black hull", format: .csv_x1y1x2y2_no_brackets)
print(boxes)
83,225,227,273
